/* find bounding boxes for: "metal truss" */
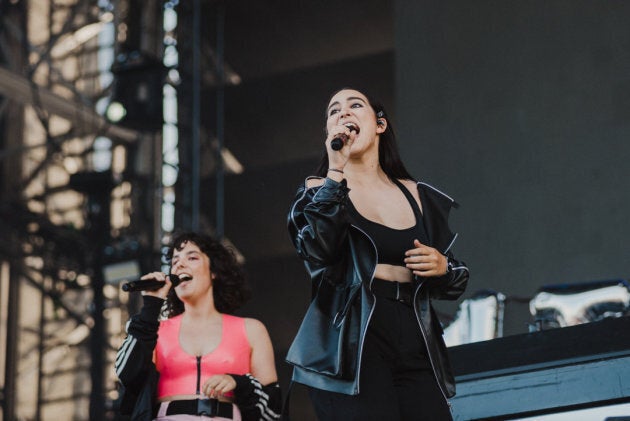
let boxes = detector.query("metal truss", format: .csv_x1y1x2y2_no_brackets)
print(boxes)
0,1,238,419
0,1,162,420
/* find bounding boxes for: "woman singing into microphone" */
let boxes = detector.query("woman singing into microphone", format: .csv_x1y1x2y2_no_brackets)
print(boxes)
115,231,281,420
286,88,469,420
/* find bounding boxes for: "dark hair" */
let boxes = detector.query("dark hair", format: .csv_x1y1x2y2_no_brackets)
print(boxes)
315,87,413,181
163,231,250,317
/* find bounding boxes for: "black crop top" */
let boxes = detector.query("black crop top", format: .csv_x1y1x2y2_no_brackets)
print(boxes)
346,179,428,266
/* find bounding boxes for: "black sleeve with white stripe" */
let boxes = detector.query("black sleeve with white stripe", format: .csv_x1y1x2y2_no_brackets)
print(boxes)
231,373,282,421
114,295,163,388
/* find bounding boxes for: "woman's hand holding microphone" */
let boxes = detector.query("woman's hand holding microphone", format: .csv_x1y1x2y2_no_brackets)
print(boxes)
325,123,358,180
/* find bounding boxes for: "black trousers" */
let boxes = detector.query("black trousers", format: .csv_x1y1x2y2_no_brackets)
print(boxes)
309,281,453,421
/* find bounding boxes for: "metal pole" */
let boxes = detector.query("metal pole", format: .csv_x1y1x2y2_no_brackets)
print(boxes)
70,172,114,421
36,281,46,421
2,264,20,420
191,0,201,231
88,194,108,421
216,1,225,240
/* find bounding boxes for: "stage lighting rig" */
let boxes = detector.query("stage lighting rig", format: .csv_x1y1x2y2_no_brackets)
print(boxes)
106,51,165,131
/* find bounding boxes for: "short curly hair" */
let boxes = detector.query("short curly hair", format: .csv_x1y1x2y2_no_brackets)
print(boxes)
163,231,251,317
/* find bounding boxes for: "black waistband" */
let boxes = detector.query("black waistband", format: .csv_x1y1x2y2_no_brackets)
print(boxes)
164,398,233,418
371,278,414,305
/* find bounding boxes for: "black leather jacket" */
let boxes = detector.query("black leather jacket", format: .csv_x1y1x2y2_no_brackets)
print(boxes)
286,177,469,398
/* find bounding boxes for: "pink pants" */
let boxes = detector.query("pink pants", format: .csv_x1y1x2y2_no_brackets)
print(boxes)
154,401,241,421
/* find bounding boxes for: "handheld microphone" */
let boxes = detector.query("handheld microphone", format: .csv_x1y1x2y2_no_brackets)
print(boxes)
122,274,181,292
330,134,348,151
331,123,359,151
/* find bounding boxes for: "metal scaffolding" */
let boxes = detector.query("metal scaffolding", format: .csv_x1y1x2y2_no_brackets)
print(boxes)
0,1,235,418
0,0,165,419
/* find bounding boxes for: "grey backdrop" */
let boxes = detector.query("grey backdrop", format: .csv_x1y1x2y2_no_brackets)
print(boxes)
395,0,630,333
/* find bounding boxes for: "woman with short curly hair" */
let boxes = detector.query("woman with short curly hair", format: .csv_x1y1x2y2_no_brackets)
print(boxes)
115,231,281,421
163,231,251,318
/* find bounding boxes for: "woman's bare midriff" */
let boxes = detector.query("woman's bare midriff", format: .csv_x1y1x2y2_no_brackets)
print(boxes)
374,264,412,283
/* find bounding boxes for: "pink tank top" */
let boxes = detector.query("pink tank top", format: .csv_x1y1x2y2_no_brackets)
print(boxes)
155,314,251,399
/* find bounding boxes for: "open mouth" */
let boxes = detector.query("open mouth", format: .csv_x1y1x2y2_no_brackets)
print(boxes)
344,122,360,134
178,274,193,283
344,123,360,134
